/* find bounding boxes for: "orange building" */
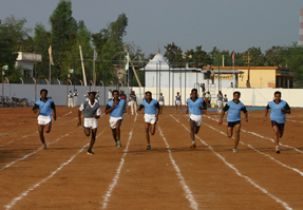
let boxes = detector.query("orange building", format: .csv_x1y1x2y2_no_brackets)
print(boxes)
218,66,293,88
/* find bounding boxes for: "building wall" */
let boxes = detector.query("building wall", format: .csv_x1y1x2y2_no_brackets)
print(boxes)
132,87,303,107
237,68,276,88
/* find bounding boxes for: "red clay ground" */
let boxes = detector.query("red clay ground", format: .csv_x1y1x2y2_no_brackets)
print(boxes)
0,107,302,210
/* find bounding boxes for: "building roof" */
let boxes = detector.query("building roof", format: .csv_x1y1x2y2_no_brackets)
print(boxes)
144,53,170,70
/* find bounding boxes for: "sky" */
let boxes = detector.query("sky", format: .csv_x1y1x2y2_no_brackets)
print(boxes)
0,0,302,55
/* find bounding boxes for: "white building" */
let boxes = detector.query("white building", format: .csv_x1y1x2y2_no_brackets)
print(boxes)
141,53,241,105
15,52,42,78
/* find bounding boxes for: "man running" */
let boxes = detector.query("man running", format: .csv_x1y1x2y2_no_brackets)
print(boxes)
138,91,160,151
32,89,57,149
264,91,291,153
105,90,126,148
219,91,248,153
78,91,101,155
186,88,207,148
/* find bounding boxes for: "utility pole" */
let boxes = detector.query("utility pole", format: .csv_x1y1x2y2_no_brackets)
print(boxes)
243,51,251,88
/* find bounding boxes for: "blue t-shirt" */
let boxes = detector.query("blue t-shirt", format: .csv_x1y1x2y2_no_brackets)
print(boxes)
34,98,55,116
106,99,126,117
223,100,247,122
187,97,206,115
140,99,159,115
266,100,290,124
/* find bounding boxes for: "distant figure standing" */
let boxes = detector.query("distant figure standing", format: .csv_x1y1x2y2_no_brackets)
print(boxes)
32,89,57,149
175,92,182,112
158,93,165,113
216,91,224,113
205,91,211,108
128,90,137,115
67,90,74,108
73,89,78,106
223,94,228,107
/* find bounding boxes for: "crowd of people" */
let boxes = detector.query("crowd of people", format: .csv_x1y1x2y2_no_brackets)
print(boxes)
33,88,291,155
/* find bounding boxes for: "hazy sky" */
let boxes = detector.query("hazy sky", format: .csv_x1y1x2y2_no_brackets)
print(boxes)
0,0,302,54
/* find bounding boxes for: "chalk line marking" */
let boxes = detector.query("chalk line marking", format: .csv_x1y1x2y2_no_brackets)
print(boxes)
101,115,137,209
203,123,303,177
4,128,106,210
0,133,71,172
4,143,88,210
170,114,293,210
158,126,199,210
205,115,303,154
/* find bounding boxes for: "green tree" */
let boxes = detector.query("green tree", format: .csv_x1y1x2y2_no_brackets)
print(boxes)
0,16,29,82
33,24,51,79
164,42,184,68
50,0,77,80
92,14,128,85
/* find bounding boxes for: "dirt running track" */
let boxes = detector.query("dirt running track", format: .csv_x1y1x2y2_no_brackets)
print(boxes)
0,107,302,210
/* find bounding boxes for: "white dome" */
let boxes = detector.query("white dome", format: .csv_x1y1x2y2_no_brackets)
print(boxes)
144,53,170,70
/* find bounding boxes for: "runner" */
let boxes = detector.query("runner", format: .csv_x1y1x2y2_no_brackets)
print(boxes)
186,88,207,148
32,89,57,149
138,91,160,151
105,90,126,148
78,91,101,155
219,91,248,153
264,91,291,153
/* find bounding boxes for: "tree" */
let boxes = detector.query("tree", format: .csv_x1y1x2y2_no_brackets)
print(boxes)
33,24,51,79
164,42,184,68
92,14,128,85
0,16,29,82
50,0,78,80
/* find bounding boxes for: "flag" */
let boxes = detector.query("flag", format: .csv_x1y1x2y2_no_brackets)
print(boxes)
125,52,130,71
48,45,54,66
93,48,97,61
231,50,236,66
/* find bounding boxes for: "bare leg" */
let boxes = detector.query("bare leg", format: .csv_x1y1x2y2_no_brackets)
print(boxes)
45,121,52,133
88,128,97,153
38,125,47,149
272,125,281,153
233,123,241,151
83,128,91,137
115,120,122,148
145,123,152,150
189,120,197,148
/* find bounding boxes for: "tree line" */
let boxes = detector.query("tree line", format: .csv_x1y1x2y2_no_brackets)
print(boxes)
0,0,303,87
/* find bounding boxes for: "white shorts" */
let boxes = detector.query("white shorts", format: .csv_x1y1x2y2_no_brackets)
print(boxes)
144,114,157,124
84,117,98,129
189,114,202,126
175,100,181,106
109,116,122,129
159,101,164,106
37,115,52,125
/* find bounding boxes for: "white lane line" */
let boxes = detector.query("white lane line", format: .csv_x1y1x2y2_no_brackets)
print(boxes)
4,143,89,210
62,111,73,117
205,116,303,154
170,114,293,210
3,128,105,210
0,133,71,172
288,119,303,124
101,115,137,209
158,126,199,210
204,123,303,177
